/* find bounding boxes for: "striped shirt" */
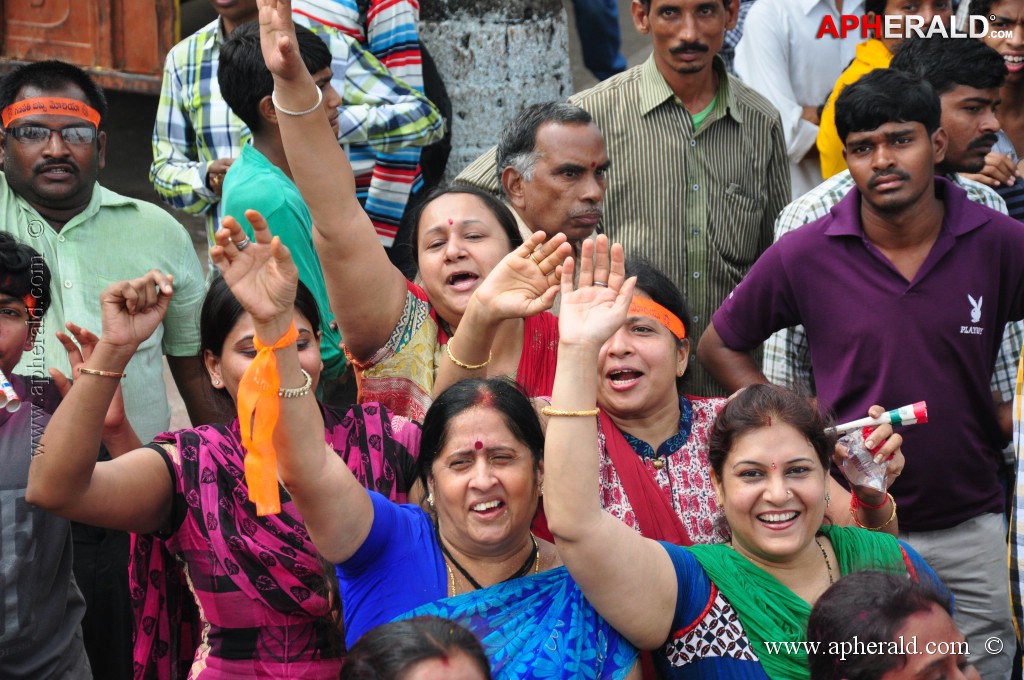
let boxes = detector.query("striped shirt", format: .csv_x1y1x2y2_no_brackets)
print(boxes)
150,15,442,250
456,56,791,396
292,0,427,243
764,170,1023,414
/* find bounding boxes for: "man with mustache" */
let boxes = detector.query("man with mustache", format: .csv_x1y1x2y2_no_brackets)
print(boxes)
698,68,1021,678
457,0,790,396
0,60,209,679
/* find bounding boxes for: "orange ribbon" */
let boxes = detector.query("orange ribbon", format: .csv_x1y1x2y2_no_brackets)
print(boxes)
628,297,686,341
237,321,298,516
2,97,102,127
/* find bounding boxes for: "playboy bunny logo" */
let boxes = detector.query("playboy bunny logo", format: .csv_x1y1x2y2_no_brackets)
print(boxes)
968,294,983,324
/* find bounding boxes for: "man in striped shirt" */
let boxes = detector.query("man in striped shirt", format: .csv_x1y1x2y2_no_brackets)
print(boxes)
456,0,790,397
150,0,443,255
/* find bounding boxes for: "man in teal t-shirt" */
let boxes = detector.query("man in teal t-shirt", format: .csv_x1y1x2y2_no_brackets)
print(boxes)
218,22,352,406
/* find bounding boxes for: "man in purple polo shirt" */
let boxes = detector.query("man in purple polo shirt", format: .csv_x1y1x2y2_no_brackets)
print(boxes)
697,68,1022,677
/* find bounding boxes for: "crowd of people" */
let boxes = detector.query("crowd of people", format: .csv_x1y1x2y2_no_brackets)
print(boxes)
1,0,1023,678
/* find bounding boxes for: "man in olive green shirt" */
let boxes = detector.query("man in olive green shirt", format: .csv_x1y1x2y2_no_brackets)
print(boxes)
457,0,790,396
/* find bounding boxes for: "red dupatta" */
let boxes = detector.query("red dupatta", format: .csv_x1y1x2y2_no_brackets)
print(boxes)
598,409,692,546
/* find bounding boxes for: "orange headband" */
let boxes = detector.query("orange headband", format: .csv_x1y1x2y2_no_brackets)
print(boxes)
2,97,101,128
237,321,299,517
629,297,686,340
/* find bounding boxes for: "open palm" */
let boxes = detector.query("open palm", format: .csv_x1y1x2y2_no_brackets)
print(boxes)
211,211,299,325
558,237,635,348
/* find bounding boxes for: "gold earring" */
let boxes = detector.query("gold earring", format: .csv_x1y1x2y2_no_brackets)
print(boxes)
427,492,434,507
213,378,221,386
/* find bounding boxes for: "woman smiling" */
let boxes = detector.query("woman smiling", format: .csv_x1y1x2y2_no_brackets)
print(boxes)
543,249,941,679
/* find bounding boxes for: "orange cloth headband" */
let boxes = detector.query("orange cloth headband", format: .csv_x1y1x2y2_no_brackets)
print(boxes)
2,97,101,128
629,297,686,340
237,321,299,516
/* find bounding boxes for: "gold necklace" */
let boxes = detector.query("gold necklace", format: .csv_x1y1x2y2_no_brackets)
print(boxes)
444,535,541,597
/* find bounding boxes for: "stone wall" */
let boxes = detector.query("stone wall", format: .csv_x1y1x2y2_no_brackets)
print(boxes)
420,0,571,181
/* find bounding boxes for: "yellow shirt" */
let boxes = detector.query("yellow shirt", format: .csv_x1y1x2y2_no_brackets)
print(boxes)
817,39,893,179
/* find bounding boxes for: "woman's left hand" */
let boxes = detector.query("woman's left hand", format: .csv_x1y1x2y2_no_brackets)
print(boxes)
832,405,904,506
558,235,635,349
470,231,572,323
211,210,299,331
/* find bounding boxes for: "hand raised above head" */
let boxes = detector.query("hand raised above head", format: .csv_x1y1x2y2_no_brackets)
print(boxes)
558,235,635,349
258,0,308,83
97,270,174,352
470,231,572,323
211,210,299,330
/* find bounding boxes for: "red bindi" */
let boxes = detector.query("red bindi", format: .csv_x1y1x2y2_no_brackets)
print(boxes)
474,440,483,450
447,218,454,225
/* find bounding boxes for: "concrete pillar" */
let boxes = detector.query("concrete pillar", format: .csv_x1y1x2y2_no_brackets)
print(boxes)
420,0,571,182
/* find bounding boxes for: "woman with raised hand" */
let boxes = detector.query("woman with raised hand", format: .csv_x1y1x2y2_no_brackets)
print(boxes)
27,213,420,679
266,368,637,678
543,246,940,679
259,0,571,421
445,235,904,546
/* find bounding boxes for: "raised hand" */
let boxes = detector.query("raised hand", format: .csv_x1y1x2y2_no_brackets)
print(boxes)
558,235,635,349
258,0,307,82
51,322,127,431
211,210,299,330
470,231,572,323
95,270,173,354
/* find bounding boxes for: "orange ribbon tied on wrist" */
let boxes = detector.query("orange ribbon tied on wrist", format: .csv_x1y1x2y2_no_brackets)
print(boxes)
237,321,298,516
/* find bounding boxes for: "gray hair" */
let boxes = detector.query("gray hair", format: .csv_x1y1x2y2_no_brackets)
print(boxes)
495,102,594,194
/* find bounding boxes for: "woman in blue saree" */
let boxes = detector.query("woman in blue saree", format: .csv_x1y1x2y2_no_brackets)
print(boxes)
251,4,638,676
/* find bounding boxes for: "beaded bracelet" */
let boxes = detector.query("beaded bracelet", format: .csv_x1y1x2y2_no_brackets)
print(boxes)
271,87,323,116
444,341,491,371
850,492,897,531
278,369,312,398
79,367,126,379
540,405,600,417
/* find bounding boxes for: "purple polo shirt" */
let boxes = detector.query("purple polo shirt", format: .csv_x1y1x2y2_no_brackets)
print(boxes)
712,178,1024,531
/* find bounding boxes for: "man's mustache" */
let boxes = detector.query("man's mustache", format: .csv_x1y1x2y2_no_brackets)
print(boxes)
867,169,910,189
35,158,79,174
968,133,999,150
670,42,709,55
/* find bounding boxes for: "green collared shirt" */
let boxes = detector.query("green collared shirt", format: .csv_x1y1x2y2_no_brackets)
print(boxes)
3,177,206,442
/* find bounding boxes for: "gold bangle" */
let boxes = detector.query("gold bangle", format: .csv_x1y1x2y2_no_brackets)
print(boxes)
850,492,897,531
79,367,126,379
540,405,600,417
278,369,312,398
444,340,491,371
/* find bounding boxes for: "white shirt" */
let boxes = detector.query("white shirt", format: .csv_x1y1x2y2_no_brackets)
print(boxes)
734,0,864,198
